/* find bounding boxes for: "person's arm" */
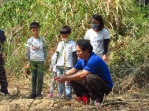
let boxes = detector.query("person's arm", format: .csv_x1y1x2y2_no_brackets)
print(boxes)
55,51,59,64
64,67,79,76
1,41,6,58
102,39,109,62
42,37,48,61
67,70,90,80
26,47,30,60
0,30,6,58
72,51,77,66
43,46,47,61
25,46,30,69
84,30,90,40
57,69,90,83
103,39,109,55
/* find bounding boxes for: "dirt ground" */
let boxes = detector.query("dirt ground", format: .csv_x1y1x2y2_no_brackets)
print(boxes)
0,74,149,111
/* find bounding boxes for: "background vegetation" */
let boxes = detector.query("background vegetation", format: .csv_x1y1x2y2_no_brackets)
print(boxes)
0,0,149,80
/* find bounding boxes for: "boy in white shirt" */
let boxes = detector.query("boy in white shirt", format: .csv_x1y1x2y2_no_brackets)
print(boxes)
56,25,77,100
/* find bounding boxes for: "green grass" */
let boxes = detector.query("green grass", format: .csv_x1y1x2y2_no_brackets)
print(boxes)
0,0,148,78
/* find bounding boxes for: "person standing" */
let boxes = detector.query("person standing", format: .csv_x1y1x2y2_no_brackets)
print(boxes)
56,25,77,100
56,39,113,106
0,30,9,95
84,14,110,62
26,22,47,99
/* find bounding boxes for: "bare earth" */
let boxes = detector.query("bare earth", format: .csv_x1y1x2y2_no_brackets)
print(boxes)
0,74,149,111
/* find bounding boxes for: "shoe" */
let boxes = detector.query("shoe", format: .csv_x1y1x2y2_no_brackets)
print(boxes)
5,93,11,96
47,93,53,98
94,99,100,107
0,90,9,95
56,93,60,97
82,95,90,104
28,94,36,99
75,95,90,104
36,93,43,99
66,97,71,100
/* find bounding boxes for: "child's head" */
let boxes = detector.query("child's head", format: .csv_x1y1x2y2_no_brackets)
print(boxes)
30,22,40,38
60,25,71,42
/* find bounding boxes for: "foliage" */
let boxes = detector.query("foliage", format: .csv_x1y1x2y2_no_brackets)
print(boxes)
0,0,148,77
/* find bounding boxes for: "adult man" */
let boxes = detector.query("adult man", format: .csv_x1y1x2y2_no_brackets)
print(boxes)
0,30,9,95
56,39,113,106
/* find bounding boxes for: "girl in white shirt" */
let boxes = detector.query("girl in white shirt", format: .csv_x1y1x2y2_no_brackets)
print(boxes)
84,14,110,62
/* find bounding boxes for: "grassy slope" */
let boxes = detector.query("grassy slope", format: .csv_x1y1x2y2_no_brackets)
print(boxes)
0,0,148,77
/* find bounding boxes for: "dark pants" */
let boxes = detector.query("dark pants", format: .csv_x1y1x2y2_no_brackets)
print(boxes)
0,57,8,94
30,61,44,94
70,74,111,102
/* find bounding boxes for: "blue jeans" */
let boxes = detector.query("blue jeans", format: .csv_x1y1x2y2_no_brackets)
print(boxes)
57,67,72,100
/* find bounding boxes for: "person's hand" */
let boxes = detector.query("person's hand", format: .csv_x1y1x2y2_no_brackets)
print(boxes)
26,63,30,69
25,63,30,74
102,54,107,62
55,75,67,83
49,68,52,72
2,53,6,58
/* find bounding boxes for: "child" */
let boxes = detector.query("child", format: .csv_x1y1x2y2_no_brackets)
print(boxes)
26,22,47,99
55,25,77,100
47,52,57,97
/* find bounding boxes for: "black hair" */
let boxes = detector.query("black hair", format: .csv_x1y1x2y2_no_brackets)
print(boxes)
76,39,93,53
92,14,104,31
30,22,40,29
60,25,71,34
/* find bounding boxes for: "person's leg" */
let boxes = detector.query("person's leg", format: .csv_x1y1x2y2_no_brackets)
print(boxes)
85,74,110,102
49,71,57,94
70,79,90,97
57,68,64,98
65,68,72,100
0,57,8,94
36,61,44,97
30,61,37,98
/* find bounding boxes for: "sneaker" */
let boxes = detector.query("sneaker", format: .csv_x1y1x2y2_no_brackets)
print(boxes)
66,97,71,100
82,95,90,104
0,90,9,95
5,93,11,96
56,93,60,98
47,93,53,98
36,93,43,99
75,95,90,104
94,99,100,107
28,94,36,99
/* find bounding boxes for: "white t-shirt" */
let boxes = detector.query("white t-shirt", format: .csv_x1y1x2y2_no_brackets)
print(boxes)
56,40,76,68
84,28,110,57
26,37,46,61
50,53,57,72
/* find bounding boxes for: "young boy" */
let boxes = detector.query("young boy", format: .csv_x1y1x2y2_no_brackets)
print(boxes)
56,25,77,100
26,22,47,99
